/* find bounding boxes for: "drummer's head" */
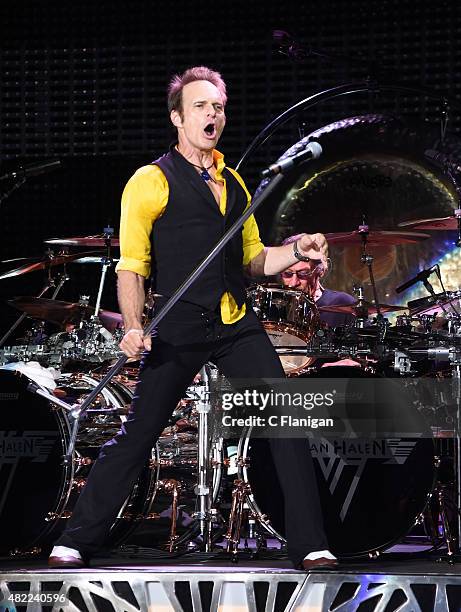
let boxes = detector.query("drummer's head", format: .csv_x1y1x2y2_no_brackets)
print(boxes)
280,234,327,294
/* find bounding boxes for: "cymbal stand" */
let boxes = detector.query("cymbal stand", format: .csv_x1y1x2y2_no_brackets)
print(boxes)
93,226,114,319
433,264,461,320
446,167,461,248
0,255,69,347
358,222,382,319
192,364,214,551
352,285,369,328
450,350,461,559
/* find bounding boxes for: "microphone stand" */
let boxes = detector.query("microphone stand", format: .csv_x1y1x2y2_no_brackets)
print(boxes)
30,171,288,467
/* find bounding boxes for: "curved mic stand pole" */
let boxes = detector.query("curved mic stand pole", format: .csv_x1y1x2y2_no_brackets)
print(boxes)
56,171,288,467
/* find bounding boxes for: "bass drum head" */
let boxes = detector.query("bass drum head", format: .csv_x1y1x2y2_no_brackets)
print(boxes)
0,370,68,554
240,366,436,557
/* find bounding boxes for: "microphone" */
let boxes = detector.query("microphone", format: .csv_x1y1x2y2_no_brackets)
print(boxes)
425,149,461,174
0,160,61,181
395,265,437,294
261,142,322,178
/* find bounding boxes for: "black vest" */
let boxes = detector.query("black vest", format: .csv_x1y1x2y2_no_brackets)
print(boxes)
151,147,248,309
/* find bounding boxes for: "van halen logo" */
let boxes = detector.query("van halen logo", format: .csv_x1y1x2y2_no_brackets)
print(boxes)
0,431,59,517
310,438,418,521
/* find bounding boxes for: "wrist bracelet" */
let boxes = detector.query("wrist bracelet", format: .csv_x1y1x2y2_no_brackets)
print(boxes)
293,239,311,263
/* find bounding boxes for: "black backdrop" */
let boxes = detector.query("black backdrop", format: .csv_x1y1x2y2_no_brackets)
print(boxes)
0,0,460,335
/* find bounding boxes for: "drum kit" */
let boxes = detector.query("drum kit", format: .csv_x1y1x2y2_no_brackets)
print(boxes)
2,211,461,562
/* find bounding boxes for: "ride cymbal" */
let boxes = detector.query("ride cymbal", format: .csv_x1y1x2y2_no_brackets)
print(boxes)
325,230,430,247
318,301,407,315
398,216,460,231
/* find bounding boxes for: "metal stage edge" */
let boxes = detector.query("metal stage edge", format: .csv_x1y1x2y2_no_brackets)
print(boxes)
2,562,461,611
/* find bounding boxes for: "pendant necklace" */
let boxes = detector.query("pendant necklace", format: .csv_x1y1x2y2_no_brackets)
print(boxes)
177,148,215,182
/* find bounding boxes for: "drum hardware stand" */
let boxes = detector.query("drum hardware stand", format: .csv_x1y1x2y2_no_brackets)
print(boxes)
445,164,461,247
428,481,458,557
450,351,461,560
357,221,383,321
393,350,417,376
225,478,254,561
93,226,115,320
224,451,277,562
156,478,182,552
191,364,215,552
434,264,461,320
0,257,69,347
352,285,367,329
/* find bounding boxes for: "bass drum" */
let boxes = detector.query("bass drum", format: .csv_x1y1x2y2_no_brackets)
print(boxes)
0,369,220,556
237,366,437,557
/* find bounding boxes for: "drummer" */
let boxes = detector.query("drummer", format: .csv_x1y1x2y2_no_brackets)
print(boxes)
280,234,356,327
279,234,359,369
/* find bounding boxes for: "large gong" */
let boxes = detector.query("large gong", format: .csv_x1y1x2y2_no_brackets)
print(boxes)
255,114,461,308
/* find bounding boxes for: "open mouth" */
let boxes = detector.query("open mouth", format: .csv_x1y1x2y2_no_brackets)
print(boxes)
204,123,216,137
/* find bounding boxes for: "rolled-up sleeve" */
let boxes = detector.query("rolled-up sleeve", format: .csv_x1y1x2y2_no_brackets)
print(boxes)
115,165,169,278
226,167,264,266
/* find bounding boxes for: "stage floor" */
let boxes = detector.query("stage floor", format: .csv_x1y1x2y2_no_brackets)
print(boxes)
1,552,461,611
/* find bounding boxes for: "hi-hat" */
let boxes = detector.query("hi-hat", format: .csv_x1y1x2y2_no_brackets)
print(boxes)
0,251,101,280
318,301,407,315
45,235,120,247
398,216,460,231
325,230,430,246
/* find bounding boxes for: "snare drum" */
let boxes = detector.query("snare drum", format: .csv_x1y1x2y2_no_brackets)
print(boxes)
248,284,319,375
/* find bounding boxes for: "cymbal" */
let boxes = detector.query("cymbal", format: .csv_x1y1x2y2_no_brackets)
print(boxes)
0,251,101,280
325,230,430,246
408,291,461,316
318,301,407,315
8,296,124,330
8,297,93,325
45,235,120,247
99,309,123,332
73,257,120,264
398,216,460,231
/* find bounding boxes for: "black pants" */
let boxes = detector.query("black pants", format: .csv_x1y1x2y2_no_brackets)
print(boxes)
56,303,328,565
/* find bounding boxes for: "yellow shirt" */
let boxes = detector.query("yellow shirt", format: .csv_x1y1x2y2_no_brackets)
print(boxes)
116,149,264,324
